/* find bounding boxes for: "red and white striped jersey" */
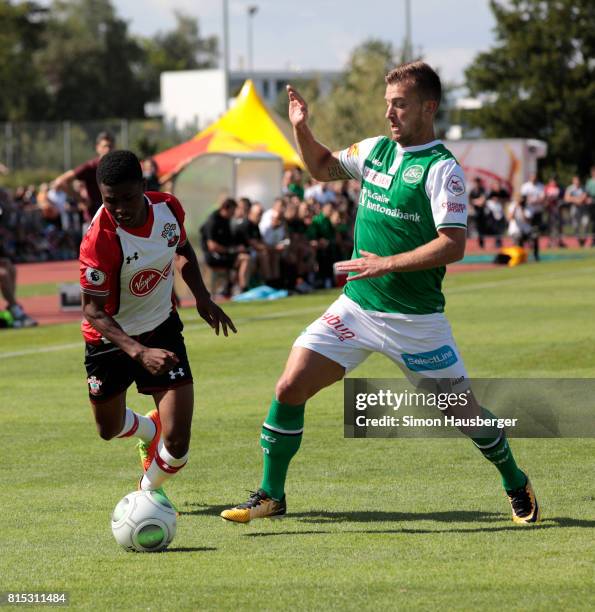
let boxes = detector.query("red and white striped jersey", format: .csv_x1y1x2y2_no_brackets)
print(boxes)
79,191,187,344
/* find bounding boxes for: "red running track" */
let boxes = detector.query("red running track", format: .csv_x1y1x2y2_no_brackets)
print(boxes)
11,236,584,327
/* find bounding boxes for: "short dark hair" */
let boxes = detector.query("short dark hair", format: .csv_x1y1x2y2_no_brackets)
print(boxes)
220,197,237,210
385,61,441,105
96,131,115,145
96,150,142,186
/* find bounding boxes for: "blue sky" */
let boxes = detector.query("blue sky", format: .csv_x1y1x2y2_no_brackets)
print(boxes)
36,0,498,84
110,0,497,84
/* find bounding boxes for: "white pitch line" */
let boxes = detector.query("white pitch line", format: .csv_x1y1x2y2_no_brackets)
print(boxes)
0,305,325,361
2,265,593,361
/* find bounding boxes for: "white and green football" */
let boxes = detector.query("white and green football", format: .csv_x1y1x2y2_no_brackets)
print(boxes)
111,490,176,553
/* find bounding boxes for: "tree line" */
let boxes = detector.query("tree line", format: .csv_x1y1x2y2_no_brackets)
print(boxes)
1,0,593,178
0,0,218,121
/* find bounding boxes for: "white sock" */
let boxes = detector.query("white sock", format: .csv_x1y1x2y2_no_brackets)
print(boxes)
116,407,156,442
140,440,188,490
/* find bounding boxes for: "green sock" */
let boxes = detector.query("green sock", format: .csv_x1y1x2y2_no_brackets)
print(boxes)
260,398,305,500
472,408,526,491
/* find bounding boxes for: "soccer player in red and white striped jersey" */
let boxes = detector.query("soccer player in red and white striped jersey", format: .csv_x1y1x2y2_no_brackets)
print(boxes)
80,150,236,504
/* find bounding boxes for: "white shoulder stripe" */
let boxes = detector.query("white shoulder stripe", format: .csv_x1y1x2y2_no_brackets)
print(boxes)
80,287,110,296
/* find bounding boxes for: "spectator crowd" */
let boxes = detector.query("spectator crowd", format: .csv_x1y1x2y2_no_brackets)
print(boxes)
468,169,595,260
1,147,595,298
199,169,357,296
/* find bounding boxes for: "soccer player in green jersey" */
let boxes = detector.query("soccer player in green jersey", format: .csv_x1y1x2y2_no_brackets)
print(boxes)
221,61,539,525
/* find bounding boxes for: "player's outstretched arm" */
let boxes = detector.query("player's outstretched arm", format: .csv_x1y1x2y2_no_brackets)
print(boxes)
335,228,467,280
175,241,237,337
287,85,351,182
82,293,179,375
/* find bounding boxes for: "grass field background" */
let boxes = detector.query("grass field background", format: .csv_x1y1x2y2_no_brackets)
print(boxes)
1,256,594,610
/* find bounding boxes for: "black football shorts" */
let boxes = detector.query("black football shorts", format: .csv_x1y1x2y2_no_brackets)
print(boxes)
84,311,193,403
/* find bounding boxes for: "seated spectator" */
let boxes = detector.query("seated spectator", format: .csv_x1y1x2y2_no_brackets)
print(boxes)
284,202,314,291
331,207,353,261
233,202,271,284
307,202,337,287
259,197,286,236
305,180,336,205
16,192,49,261
283,168,305,200
261,209,289,286
231,197,251,236
37,183,61,228
200,198,251,295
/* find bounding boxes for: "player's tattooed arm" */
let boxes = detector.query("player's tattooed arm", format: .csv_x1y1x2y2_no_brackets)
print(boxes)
288,85,350,182
327,156,352,181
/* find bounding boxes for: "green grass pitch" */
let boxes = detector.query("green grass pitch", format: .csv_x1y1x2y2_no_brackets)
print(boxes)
1,256,594,610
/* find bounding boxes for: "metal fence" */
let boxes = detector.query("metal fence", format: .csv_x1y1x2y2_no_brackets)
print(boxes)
0,119,197,173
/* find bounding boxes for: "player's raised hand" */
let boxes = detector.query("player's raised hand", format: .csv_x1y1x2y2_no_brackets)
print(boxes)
287,84,309,127
334,250,393,281
197,299,237,337
138,347,179,375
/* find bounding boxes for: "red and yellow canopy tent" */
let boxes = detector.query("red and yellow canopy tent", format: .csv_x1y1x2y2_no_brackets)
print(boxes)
153,80,303,181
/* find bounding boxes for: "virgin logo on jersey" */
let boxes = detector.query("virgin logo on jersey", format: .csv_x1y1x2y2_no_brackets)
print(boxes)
129,261,172,297
321,312,356,341
161,223,179,247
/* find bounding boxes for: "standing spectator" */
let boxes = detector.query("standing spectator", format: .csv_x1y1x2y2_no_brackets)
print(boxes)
142,158,161,192
200,198,251,294
520,173,545,219
507,197,539,261
469,177,487,248
564,175,589,246
0,259,37,327
485,180,509,247
586,166,595,247
543,176,566,247
52,131,116,221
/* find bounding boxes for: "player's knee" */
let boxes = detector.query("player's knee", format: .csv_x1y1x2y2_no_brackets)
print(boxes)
275,376,307,405
162,434,190,459
96,422,118,441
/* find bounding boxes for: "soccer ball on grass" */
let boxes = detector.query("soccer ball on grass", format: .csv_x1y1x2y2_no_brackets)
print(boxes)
111,490,176,552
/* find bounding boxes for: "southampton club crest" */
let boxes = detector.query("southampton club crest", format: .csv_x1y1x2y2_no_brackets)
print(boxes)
87,376,103,395
161,223,179,247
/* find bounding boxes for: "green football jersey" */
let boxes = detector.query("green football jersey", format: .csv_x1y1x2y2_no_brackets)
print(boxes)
338,137,468,314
